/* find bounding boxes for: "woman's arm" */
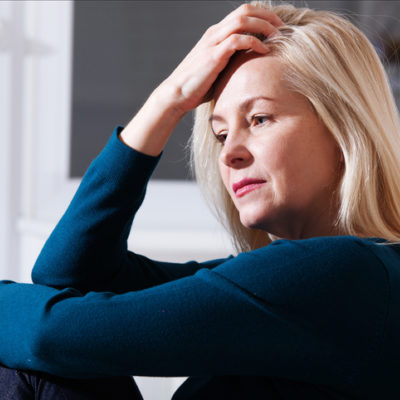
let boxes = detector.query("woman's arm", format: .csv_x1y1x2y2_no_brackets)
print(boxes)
0,237,389,383
31,126,226,293
32,4,281,293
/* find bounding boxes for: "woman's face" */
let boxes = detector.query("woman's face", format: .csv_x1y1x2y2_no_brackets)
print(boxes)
211,53,342,239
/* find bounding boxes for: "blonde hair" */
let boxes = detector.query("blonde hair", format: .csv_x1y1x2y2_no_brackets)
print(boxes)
190,1,400,253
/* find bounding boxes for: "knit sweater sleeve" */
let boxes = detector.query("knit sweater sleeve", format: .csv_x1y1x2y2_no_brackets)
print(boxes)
31,127,225,294
0,236,389,385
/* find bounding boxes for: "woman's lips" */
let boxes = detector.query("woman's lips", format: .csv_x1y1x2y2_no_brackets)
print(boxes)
232,178,267,198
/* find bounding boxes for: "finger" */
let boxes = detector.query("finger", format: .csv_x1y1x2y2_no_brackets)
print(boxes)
225,3,283,28
212,15,279,45
214,33,270,61
202,4,283,44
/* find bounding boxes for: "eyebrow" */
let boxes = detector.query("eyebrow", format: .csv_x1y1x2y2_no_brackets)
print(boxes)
209,96,275,123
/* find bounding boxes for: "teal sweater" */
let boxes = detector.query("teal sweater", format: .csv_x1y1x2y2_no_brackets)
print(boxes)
0,128,399,399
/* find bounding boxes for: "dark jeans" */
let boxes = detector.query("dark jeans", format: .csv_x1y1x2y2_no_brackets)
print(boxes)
0,365,143,399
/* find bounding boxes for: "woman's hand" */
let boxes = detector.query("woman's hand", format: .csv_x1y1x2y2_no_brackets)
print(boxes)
121,3,283,156
163,3,283,113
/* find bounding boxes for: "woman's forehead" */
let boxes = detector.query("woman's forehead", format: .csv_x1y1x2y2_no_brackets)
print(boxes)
213,54,287,110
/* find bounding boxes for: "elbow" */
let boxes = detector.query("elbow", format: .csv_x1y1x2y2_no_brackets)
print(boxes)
30,266,41,285
31,261,73,289
31,252,67,287
31,257,49,285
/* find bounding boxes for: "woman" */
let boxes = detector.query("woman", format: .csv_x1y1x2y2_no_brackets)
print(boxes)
1,1,400,399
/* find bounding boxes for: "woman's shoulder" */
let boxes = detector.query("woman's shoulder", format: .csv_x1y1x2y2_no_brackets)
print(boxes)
274,235,400,275
221,235,393,295
244,234,388,262
249,234,398,265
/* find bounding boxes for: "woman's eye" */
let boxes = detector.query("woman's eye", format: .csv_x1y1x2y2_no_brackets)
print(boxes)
252,115,271,126
215,131,227,144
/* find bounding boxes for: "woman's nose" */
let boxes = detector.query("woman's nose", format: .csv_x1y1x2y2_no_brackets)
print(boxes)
219,134,252,169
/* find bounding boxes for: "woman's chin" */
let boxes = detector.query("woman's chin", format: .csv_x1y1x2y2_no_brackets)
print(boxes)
239,214,269,231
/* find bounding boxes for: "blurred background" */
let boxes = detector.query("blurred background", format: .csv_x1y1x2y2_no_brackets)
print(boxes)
0,1,399,398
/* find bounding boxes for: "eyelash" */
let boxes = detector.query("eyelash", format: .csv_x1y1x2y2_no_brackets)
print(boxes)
213,115,272,145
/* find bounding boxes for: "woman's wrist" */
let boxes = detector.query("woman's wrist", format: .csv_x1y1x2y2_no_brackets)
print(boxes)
120,83,187,157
